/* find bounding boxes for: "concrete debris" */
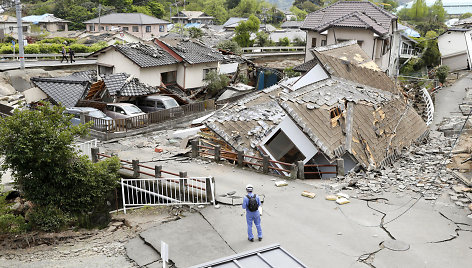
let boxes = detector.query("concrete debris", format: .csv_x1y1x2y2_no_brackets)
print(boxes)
301,191,316,198
336,192,350,199
336,198,350,205
275,181,288,187
325,195,337,201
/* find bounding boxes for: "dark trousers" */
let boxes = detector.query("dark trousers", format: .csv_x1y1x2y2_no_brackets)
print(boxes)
70,55,75,63
61,54,68,63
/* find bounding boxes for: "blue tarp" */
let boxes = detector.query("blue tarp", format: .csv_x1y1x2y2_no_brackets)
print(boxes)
22,13,52,24
185,23,202,28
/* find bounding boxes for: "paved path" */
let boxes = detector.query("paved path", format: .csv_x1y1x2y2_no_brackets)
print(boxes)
0,59,96,71
433,73,472,127
113,146,472,267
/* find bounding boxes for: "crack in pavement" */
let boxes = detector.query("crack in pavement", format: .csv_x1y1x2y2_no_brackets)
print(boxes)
362,198,396,240
427,212,472,244
357,247,383,268
197,210,237,254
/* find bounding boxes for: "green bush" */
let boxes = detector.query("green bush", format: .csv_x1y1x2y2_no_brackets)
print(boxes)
0,214,28,234
0,45,13,54
277,37,290,47
88,41,108,52
24,44,40,54
28,205,69,232
38,37,76,45
436,65,449,84
70,43,89,53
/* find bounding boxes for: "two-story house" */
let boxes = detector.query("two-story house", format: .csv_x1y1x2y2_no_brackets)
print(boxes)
84,13,169,40
300,1,400,76
171,11,214,25
89,39,225,90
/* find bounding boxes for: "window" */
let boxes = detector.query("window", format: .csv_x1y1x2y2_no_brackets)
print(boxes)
58,24,65,31
132,26,139,32
161,71,177,84
105,26,109,31
22,26,28,32
311,38,317,48
321,39,327,46
100,26,104,31
146,26,151,32
330,107,342,119
89,25,95,31
159,25,164,32
203,68,217,79
123,26,129,31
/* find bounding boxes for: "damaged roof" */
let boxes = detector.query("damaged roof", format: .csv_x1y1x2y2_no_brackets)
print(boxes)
205,86,286,156
279,77,427,169
102,73,159,97
31,76,91,108
301,1,396,36
293,58,318,73
161,38,225,64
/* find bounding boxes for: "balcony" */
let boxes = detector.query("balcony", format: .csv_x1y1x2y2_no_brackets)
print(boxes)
400,48,419,59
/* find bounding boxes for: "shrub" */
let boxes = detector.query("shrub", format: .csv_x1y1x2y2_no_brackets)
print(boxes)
70,43,89,53
88,41,108,52
216,40,242,54
0,45,13,54
436,65,449,84
24,44,40,54
38,37,76,45
277,37,290,47
283,67,300,78
0,214,28,234
28,205,69,232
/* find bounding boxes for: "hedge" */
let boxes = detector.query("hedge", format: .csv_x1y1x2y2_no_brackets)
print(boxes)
0,41,108,54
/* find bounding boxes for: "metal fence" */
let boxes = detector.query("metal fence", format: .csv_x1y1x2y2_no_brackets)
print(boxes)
422,87,434,126
72,139,98,159
121,177,215,214
84,99,215,133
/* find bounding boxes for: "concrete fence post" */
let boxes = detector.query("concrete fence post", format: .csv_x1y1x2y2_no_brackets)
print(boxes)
237,151,244,167
191,139,199,158
336,158,345,177
297,161,304,180
155,165,162,178
179,171,187,178
80,113,85,124
214,145,221,163
132,159,140,178
290,164,298,180
205,177,214,203
91,147,99,163
262,155,269,174
179,173,187,202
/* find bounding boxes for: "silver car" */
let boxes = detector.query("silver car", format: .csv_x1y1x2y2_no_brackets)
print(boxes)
65,107,115,131
105,103,147,128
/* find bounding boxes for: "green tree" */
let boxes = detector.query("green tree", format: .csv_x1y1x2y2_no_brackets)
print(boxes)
421,30,441,67
277,37,290,46
407,0,429,21
217,39,242,54
203,0,229,24
290,5,308,21
230,0,260,18
0,103,120,215
459,13,472,20
430,0,446,23
255,31,274,47
188,27,203,38
131,5,153,15
233,15,260,47
227,0,241,9
103,0,133,12
204,70,230,97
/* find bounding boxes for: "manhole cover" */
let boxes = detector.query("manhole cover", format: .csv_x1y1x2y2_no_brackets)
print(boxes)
382,240,410,251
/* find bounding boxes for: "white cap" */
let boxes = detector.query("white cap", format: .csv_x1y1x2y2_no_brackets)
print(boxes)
246,184,253,192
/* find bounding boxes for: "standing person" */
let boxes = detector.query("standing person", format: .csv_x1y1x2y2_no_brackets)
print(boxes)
69,48,75,63
242,184,262,242
60,46,68,63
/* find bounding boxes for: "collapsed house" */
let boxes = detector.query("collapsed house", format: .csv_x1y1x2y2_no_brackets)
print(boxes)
204,42,428,177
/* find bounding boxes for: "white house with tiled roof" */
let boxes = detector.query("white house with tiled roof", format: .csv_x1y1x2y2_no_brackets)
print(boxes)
301,1,400,76
89,39,224,90
84,13,169,40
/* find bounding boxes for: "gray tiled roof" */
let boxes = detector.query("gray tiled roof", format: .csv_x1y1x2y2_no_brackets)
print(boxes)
114,43,179,68
301,1,396,35
31,77,90,108
169,40,225,64
293,59,318,72
102,73,159,97
84,13,169,25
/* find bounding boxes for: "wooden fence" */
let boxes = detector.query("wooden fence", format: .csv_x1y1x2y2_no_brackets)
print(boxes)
191,140,342,179
84,99,215,133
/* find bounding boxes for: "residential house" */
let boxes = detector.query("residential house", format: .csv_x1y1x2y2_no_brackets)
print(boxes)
223,17,248,31
205,42,427,178
438,28,472,71
30,71,97,107
300,1,400,76
22,14,69,32
84,13,169,40
454,17,472,29
171,11,214,25
399,33,419,60
89,39,225,90
281,21,302,29
0,15,30,36
98,73,160,102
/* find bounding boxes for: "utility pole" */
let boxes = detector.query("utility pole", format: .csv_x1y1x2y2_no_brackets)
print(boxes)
98,3,102,32
14,0,24,69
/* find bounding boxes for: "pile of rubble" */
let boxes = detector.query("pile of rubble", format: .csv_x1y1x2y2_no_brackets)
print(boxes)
346,131,470,208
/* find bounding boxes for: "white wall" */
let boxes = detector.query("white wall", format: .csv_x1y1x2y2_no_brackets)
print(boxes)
184,62,219,89
140,64,178,87
438,31,468,57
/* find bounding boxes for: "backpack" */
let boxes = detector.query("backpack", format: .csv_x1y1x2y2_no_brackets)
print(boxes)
247,194,259,212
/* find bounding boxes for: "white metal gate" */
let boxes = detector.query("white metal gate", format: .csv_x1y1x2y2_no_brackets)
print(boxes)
422,87,434,126
73,139,98,159
121,177,215,214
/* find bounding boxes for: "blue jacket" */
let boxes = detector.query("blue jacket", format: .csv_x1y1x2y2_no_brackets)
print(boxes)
242,192,261,213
